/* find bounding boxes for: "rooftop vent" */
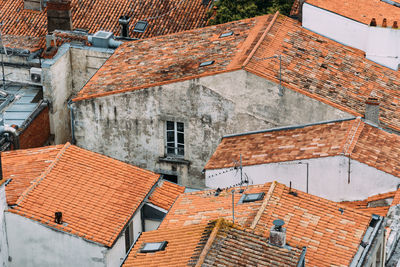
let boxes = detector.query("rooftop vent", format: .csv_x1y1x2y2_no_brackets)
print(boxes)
220,31,233,38
365,94,380,125
134,20,149,33
269,219,286,247
119,15,131,38
55,211,62,224
140,241,168,253
215,188,222,196
199,60,215,67
88,31,122,49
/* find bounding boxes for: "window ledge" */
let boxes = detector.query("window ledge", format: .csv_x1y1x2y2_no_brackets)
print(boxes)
158,156,191,165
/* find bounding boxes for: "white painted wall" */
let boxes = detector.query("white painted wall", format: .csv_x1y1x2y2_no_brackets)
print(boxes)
206,156,400,202
144,219,161,232
0,185,8,267
303,3,400,70
5,210,143,267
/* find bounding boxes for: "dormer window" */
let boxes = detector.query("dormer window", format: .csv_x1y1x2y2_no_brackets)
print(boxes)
239,193,265,204
140,241,168,253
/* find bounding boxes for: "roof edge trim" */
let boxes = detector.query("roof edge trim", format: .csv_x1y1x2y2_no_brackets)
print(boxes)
222,117,357,139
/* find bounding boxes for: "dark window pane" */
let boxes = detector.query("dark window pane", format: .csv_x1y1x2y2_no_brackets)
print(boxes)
178,144,184,156
163,174,178,183
177,133,184,144
167,147,175,154
167,131,174,142
177,122,184,132
167,121,174,130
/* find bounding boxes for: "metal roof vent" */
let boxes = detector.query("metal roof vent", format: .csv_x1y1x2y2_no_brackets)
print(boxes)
269,219,286,247
91,31,113,48
119,15,131,38
55,211,63,224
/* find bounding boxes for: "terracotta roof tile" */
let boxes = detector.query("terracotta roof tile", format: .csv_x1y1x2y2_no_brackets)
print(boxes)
74,14,400,134
148,180,185,211
161,182,373,266
340,191,395,216
73,14,276,100
123,218,304,266
205,118,400,182
392,189,400,206
1,145,64,205
306,0,400,25
0,0,211,44
7,143,160,247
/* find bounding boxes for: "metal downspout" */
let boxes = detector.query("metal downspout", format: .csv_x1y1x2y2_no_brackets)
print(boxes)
67,100,76,145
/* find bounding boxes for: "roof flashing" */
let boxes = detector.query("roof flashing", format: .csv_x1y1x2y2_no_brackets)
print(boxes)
140,241,168,253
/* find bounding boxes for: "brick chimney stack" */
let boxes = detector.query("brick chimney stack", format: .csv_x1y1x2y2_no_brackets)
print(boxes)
365,92,380,125
47,0,72,33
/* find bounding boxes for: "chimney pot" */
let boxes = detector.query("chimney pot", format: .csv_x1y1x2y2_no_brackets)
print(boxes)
47,0,72,33
118,16,131,38
382,18,387,27
55,211,63,224
269,219,286,247
365,94,380,125
370,18,377,26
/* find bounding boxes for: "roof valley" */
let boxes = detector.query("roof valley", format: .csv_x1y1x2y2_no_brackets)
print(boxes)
14,142,71,206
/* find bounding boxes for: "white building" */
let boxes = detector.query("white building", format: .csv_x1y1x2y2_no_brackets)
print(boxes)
0,144,183,266
205,117,400,202
299,0,400,70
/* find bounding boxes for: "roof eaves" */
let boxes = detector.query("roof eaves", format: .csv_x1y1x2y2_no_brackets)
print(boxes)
72,67,242,102
13,142,71,206
222,117,357,139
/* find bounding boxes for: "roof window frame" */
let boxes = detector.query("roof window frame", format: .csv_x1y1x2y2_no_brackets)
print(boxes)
238,192,265,204
219,31,233,38
140,241,168,253
199,60,215,67
133,20,149,33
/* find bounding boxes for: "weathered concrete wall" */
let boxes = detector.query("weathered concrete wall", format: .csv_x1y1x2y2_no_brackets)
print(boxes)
6,212,107,267
42,44,113,144
206,156,400,201
0,54,41,86
73,70,351,188
0,185,8,267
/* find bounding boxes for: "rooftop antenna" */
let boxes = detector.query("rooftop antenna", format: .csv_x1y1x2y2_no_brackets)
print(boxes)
0,21,6,91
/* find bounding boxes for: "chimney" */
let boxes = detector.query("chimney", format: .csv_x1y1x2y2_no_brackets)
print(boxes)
47,0,72,33
393,21,398,29
365,94,380,125
370,18,377,26
269,219,286,247
24,0,41,11
55,211,63,224
118,16,131,38
382,18,387,27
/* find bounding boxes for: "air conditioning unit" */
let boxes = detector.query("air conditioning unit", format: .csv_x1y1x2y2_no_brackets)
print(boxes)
30,67,42,84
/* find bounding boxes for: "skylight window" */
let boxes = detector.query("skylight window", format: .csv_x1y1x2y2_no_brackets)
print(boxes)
199,60,215,67
220,31,233,38
140,241,168,253
239,193,265,204
134,20,149,33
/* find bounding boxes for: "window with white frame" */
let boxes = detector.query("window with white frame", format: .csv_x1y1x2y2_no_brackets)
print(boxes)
166,121,184,156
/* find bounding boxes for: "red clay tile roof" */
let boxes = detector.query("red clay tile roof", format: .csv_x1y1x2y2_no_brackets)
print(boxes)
0,0,211,42
7,142,160,247
1,35,43,53
340,191,395,216
72,14,276,100
148,180,185,211
160,182,373,266
74,14,400,133
1,145,64,205
305,0,400,26
392,189,400,206
123,218,304,266
205,118,400,181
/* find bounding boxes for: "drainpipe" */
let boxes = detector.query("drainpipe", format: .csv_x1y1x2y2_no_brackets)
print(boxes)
67,100,76,145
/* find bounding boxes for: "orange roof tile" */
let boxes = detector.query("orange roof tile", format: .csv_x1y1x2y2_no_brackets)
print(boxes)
0,0,211,43
340,191,395,216
160,182,374,266
74,14,400,133
72,14,276,100
123,218,304,266
148,180,185,211
8,143,160,247
305,0,400,26
205,118,400,181
1,145,64,205
392,189,400,206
